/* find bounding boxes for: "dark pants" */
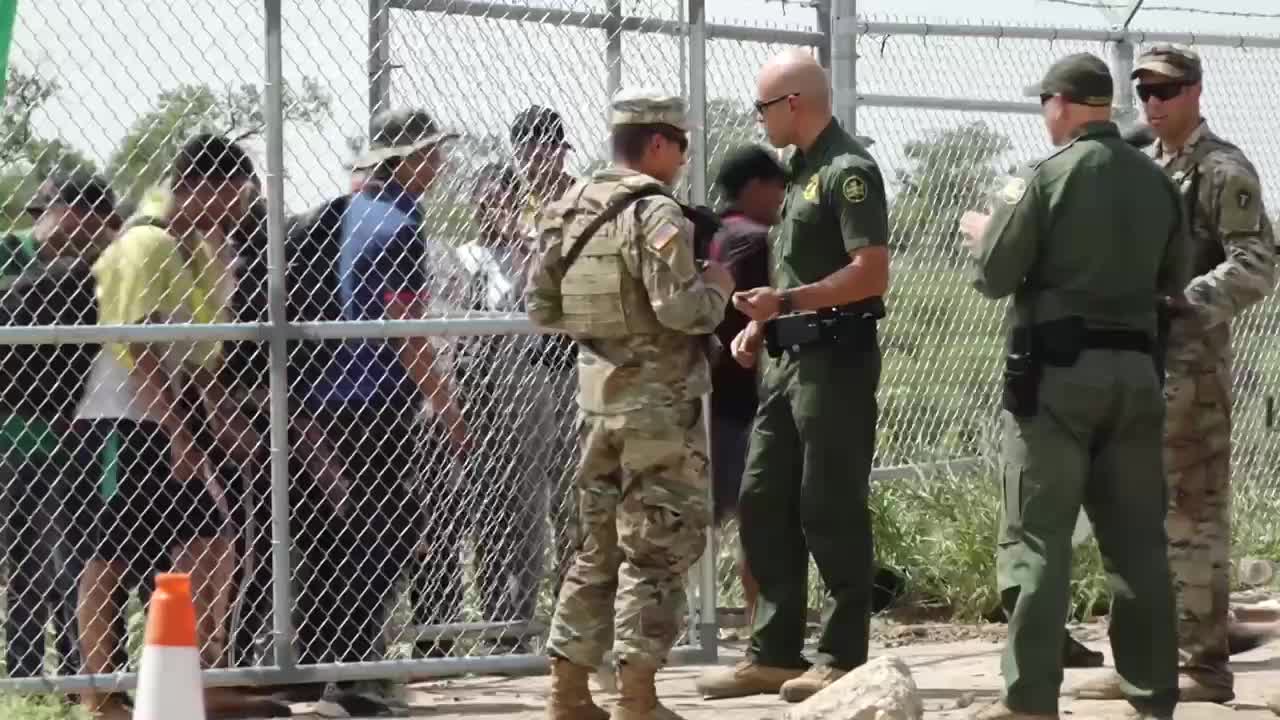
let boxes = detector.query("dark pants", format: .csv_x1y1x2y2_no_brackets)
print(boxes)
738,343,881,671
294,407,422,665
2,450,81,677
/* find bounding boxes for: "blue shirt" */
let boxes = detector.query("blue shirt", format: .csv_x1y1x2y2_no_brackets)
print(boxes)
312,180,427,410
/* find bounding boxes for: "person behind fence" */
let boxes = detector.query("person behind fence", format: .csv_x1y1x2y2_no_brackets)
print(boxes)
0,171,115,679
1070,43,1277,707
703,144,786,623
526,87,734,720
954,52,1189,720
696,49,889,703
511,104,582,598
300,107,470,716
453,161,550,653
70,134,288,720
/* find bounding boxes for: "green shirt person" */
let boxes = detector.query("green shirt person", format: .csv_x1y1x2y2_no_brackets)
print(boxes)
957,52,1189,720
696,49,890,705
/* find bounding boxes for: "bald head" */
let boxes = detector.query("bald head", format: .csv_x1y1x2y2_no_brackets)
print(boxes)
757,49,831,113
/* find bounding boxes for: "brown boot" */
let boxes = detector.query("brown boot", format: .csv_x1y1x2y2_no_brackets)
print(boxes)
548,657,610,720
1176,672,1234,704
695,660,806,700
1068,671,1125,700
80,692,132,720
968,700,1058,720
779,665,846,703
611,660,683,720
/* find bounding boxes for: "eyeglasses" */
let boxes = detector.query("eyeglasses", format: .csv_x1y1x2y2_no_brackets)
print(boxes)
1136,82,1186,103
754,93,798,116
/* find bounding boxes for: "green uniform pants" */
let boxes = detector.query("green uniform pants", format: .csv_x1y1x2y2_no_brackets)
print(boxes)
738,342,880,671
997,350,1177,716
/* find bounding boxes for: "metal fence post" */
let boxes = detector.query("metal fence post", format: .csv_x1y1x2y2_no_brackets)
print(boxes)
606,0,622,100
369,0,392,129
1110,39,1137,127
263,0,297,671
831,0,857,133
815,0,832,69
685,0,717,664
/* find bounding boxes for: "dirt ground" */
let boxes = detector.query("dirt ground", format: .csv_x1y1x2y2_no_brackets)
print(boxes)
283,620,1280,720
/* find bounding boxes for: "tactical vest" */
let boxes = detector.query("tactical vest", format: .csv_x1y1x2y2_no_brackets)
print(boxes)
554,176,670,339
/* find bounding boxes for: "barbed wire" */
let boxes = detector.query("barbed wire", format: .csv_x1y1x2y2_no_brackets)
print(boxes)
1041,0,1280,20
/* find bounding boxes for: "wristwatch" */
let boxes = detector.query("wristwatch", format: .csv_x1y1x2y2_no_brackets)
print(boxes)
778,289,793,316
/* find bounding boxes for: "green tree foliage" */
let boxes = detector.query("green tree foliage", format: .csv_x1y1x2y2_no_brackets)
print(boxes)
107,78,331,200
0,68,101,227
888,120,1013,257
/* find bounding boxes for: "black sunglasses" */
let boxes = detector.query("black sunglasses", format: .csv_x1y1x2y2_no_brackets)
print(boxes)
754,93,798,115
1136,82,1186,103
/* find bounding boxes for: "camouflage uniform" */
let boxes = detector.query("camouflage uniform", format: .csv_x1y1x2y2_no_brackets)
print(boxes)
526,91,732,678
1145,47,1275,695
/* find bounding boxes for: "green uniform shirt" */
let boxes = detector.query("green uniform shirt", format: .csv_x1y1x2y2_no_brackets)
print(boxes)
775,119,889,290
0,231,59,460
970,121,1191,335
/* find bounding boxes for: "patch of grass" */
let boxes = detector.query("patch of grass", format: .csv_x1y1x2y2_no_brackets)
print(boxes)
0,694,88,720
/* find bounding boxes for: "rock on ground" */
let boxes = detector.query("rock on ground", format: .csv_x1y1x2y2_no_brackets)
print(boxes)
783,656,923,720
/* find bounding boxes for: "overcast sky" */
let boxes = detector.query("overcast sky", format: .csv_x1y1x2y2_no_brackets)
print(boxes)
10,0,1280,212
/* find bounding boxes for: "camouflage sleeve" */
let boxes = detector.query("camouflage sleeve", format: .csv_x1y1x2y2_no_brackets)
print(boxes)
1183,157,1277,328
967,166,1041,299
524,202,567,329
635,198,732,334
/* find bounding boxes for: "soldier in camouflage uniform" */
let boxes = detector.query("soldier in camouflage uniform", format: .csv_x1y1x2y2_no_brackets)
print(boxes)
526,88,734,720
1073,44,1276,705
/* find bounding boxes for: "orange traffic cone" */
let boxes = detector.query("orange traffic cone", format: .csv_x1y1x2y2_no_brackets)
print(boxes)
133,573,206,720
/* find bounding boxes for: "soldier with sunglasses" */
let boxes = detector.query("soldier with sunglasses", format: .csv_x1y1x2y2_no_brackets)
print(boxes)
1072,44,1277,706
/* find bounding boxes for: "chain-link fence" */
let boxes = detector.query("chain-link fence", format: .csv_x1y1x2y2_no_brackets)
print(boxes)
0,0,1279,702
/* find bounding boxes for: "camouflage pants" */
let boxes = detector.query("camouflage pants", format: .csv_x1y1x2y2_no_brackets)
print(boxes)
1164,357,1232,688
545,400,711,669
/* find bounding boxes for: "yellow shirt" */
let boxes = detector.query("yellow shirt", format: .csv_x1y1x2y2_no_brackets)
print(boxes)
94,188,231,372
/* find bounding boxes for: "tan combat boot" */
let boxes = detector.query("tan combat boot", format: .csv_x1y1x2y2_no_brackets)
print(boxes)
548,657,610,720
695,660,806,699
779,665,846,703
611,660,683,720
968,699,1059,720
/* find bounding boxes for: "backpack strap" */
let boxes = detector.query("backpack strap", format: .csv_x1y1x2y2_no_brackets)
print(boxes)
558,186,670,273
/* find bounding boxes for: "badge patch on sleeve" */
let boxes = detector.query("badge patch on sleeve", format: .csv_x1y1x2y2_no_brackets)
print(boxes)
1000,177,1028,205
842,175,867,203
1239,190,1252,209
652,221,682,251
802,175,820,202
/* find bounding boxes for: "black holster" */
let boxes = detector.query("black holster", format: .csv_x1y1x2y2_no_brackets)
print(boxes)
764,298,884,358
1002,326,1042,418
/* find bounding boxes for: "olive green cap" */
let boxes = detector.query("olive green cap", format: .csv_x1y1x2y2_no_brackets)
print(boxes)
1132,44,1203,84
1023,52,1114,107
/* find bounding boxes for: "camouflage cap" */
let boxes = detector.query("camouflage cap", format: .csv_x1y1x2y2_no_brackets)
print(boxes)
609,88,688,131
353,107,459,170
1023,52,1113,107
1132,44,1202,84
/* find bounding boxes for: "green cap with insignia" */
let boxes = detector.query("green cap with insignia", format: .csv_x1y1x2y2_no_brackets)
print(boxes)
1131,44,1202,84
610,87,688,131
1023,52,1113,107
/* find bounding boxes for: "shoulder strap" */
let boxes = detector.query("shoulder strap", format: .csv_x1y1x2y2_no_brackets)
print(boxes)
559,186,670,272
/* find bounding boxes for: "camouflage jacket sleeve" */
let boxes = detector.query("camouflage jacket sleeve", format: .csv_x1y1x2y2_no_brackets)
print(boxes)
524,199,568,329
634,197,732,334
1184,154,1277,328
967,165,1042,299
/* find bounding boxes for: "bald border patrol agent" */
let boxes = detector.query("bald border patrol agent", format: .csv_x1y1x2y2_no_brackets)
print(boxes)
527,88,734,720
696,48,889,703
958,53,1188,720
